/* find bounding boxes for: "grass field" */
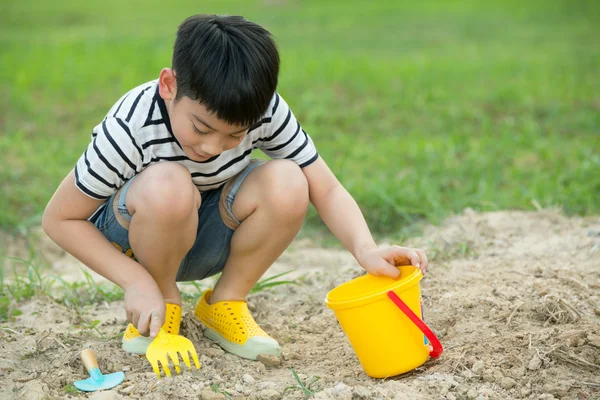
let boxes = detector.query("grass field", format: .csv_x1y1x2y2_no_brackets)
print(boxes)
1,0,599,235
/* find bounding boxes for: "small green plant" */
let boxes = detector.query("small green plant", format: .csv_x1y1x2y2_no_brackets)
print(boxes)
427,239,477,262
0,256,46,321
78,319,105,338
250,270,300,294
0,258,4,289
49,277,90,308
1,256,53,301
180,281,206,303
0,295,22,321
211,383,232,400
63,384,78,394
284,368,321,398
80,269,123,302
49,270,123,309
0,254,126,321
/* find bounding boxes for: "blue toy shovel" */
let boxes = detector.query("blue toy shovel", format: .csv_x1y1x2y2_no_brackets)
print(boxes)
74,349,125,392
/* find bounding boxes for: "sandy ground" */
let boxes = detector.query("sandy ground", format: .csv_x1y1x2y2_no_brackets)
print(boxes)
1,209,599,400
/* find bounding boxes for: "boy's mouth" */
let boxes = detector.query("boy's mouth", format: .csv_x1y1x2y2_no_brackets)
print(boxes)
190,148,213,161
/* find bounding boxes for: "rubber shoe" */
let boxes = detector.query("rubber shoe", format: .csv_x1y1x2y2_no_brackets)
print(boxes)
194,290,280,360
122,303,182,354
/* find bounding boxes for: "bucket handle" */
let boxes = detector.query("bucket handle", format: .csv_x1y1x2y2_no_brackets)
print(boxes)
387,291,443,358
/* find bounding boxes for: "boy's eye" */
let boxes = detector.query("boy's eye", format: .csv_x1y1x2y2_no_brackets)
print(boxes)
192,124,207,135
230,134,245,140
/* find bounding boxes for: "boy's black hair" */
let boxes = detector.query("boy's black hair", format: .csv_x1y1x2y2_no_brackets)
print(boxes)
172,15,279,127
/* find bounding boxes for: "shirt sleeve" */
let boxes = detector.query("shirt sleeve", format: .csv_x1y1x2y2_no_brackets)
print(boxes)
74,117,143,199
257,93,319,168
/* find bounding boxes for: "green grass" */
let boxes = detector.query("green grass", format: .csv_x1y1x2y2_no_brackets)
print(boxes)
211,383,233,400
285,368,321,398
0,254,124,321
0,251,299,321
250,270,300,294
63,384,79,394
1,0,598,235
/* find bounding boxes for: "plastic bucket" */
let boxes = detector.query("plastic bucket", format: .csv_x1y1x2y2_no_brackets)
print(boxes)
325,266,443,378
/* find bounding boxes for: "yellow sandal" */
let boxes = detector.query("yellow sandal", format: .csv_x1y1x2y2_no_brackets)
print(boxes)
122,303,182,354
194,290,280,360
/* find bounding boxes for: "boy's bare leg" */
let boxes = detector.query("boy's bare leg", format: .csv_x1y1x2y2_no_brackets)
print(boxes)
124,162,201,306
210,160,309,303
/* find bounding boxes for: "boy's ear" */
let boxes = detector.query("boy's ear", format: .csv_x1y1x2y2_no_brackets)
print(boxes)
158,68,177,101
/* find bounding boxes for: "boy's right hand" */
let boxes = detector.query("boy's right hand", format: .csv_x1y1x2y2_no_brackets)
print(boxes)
124,279,165,338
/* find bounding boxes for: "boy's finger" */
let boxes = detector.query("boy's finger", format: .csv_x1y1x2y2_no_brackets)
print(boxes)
386,265,401,279
416,249,428,272
131,310,140,329
137,312,151,337
149,311,164,338
382,260,401,279
400,249,420,269
390,246,409,264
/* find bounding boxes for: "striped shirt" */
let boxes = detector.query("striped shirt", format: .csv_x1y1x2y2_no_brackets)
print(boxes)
75,80,319,200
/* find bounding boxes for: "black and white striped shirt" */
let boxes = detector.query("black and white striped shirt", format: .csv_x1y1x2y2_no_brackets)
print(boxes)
75,80,319,200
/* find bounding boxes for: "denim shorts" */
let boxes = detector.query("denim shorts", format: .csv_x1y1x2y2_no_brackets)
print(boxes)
90,160,263,282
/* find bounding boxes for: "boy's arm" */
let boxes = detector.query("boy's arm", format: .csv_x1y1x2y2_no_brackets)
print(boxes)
42,169,165,337
303,157,428,279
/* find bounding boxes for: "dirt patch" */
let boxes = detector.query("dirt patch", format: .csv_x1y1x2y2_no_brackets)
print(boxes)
1,210,599,399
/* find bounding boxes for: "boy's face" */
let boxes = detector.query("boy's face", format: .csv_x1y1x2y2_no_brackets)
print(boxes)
158,68,249,162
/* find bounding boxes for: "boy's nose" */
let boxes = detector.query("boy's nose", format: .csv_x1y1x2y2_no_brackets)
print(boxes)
196,136,223,156
197,143,221,157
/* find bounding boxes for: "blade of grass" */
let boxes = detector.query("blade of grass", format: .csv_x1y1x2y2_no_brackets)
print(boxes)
250,270,301,293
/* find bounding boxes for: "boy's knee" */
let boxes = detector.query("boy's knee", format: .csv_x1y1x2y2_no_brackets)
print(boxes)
130,162,200,221
261,160,309,219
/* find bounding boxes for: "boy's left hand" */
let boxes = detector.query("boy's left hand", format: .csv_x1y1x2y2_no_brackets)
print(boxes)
356,246,428,279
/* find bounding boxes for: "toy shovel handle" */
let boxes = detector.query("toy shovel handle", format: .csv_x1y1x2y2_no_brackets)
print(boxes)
387,291,443,358
81,349,99,373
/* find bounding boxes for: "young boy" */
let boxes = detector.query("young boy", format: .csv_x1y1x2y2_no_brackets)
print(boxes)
42,15,428,359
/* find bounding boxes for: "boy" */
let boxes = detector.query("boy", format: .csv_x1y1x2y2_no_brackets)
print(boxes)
42,15,428,359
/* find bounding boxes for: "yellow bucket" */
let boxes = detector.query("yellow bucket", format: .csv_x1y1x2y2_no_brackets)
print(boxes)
325,266,443,378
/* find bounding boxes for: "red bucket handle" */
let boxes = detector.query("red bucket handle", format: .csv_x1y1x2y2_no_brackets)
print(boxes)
387,291,443,358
